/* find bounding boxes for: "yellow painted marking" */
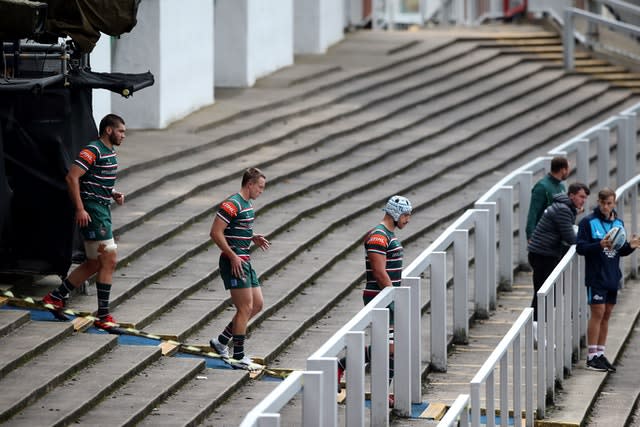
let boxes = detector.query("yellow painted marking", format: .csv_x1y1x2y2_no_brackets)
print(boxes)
160,341,180,356
249,369,265,380
72,317,93,332
534,421,579,427
0,296,8,306
575,66,628,73
419,402,448,419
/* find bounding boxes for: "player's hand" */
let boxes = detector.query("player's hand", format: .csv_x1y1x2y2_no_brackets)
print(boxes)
629,234,640,249
112,191,125,205
601,236,613,249
230,255,245,279
252,234,270,251
76,209,91,227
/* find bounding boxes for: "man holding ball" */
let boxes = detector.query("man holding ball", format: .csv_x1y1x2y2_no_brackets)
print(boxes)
577,188,640,372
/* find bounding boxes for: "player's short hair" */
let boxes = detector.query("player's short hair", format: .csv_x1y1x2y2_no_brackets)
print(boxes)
598,187,616,202
99,114,125,136
550,156,569,173
242,167,266,187
568,182,590,196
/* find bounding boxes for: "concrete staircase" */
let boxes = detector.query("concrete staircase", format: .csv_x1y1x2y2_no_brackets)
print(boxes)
1,24,640,426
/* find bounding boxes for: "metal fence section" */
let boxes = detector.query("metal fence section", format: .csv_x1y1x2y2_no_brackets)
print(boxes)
437,394,470,427
371,0,505,27
616,174,640,278
307,284,417,426
239,371,323,427
470,309,534,427
564,6,640,70
402,209,491,371
535,246,584,417
240,94,640,427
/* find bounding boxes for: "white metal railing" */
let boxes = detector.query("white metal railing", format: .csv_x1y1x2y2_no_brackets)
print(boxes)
403,208,490,372
616,174,640,277
241,103,640,427
470,309,534,427
239,371,322,427
564,6,640,70
371,0,504,28
305,284,416,427
437,394,470,427
535,246,584,417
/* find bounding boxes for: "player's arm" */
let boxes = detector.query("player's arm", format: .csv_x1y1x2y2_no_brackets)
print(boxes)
210,216,244,278
65,164,90,227
369,252,392,288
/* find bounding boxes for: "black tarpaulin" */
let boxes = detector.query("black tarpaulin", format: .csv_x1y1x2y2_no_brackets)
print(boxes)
0,85,96,275
42,0,141,52
68,69,154,97
0,74,64,94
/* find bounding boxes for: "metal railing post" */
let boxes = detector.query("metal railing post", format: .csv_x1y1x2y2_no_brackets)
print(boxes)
474,209,491,318
597,128,610,189
563,9,575,71
475,201,497,309
498,187,514,289
453,229,470,343
346,331,365,426
371,308,390,426
431,252,448,372
302,372,323,427
576,139,590,185
402,276,422,403
307,357,338,427
394,286,412,416
519,172,533,269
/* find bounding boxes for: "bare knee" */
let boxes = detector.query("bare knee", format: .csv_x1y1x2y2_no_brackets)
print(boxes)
98,249,117,273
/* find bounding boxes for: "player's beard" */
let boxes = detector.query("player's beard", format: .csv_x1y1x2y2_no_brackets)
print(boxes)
109,132,121,146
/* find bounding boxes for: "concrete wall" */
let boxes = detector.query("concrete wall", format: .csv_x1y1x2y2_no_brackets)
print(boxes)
90,0,346,128
111,0,215,129
295,0,345,54
215,0,294,87
90,35,112,127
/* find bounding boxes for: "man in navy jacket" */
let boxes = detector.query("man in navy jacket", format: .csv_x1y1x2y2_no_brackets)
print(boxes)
577,188,640,372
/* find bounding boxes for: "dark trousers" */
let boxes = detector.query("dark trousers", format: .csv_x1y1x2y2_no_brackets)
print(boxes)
528,252,561,321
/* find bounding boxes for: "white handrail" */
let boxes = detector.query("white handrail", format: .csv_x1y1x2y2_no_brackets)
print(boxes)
241,94,640,427
470,308,534,427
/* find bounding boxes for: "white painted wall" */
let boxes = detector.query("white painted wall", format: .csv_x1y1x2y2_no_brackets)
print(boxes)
89,0,346,128
295,0,345,54
111,0,214,129
215,0,293,87
90,35,112,127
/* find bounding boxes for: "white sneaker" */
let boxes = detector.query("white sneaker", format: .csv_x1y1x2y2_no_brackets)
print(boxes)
228,356,258,371
210,338,230,358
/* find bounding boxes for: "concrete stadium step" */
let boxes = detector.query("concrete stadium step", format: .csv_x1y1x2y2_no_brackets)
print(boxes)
11,26,640,426
111,45,510,222
0,320,73,379
0,309,29,338
3,345,161,426
86,70,622,329
208,156,640,426
66,57,565,316
129,98,636,421
0,333,117,422
72,357,205,426
201,101,640,422
134,368,245,427
581,319,640,427
116,37,462,176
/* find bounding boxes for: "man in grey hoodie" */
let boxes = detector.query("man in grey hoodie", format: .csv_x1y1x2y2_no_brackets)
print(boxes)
528,182,590,322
